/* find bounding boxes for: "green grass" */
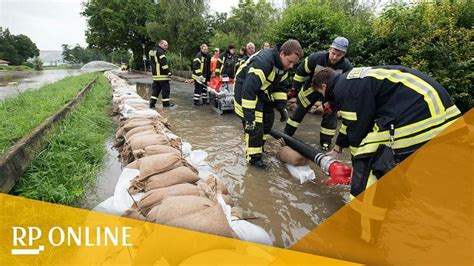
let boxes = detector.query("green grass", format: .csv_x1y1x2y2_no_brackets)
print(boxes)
0,65,34,72
12,75,113,205
0,72,99,154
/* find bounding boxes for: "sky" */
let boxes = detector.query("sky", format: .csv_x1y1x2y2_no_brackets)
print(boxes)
0,0,239,51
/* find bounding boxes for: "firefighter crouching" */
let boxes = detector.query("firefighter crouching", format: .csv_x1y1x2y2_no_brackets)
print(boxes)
149,40,173,108
234,39,304,169
192,44,212,106
312,66,461,198
284,37,353,150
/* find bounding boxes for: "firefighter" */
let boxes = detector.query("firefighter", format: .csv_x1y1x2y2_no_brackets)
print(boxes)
192,44,211,105
215,44,237,79
284,37,353,150
236,42,255,72
234,39,303,168
149,40,173,108
312,66,461,198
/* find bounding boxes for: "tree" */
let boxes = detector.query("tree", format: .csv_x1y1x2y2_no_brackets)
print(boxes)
81,0,158,69
0,27,39,65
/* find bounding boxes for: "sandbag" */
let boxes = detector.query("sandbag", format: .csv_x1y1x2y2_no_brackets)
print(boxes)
127,130,158,143
138,183,202,214
126,160,139,170
144,145,181,157
129,134,170,151
166,204,234,238
137,153,183,181
122,119,154,132
144,166,199,191
122,205,146,221
125,125,155,140
146,195,213,224
277,146,308,166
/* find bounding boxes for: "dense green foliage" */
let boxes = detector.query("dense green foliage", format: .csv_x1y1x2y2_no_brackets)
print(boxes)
271,0,473,112
61,44,129,65
0,27,40,65
12,75,113,205
0,72,99,154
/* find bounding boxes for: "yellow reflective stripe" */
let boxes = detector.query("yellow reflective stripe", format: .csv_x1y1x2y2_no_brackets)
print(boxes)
298,88,311,107
242,99,257,109
294,74,305,82
255,111,263,123
271,92,287,101
287,118,299,128
267,71,276,82
340,111,357,121
162,65,169,69
320,127,336,135
350,118,456,156
149,50,156,56
193,58,201,62
340,124,347,135
152,76,171,81
248,67,266,85
150,96,158,100
368,69,444,116
162,98,170,102
159,54,166,59
195,69,202,74
359,105,461,146
366,171,377,189
218,58,224,63
263,134,269,141
234,105,244,118
304,57,310,73
281,72,289,81
247,147,262,155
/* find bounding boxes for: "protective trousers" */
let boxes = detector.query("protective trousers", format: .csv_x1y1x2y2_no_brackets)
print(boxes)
284,87,337,146
149,80,171,108
241,102,274,164
193,82,209,105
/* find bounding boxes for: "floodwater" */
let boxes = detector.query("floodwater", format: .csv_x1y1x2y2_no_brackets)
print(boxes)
0,69,84,101
109,71,352,248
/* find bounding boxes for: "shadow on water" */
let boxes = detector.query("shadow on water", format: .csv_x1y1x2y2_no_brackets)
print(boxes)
129,79,351,248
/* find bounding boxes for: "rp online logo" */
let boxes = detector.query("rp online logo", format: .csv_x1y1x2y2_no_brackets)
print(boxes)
11,227,45,255
11,226,132,256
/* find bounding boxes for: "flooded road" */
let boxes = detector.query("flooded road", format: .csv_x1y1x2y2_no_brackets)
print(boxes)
0,69,84,100
114,71,352,248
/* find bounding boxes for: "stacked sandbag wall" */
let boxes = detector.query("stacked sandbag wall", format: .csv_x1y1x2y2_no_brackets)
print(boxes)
94,72,272,246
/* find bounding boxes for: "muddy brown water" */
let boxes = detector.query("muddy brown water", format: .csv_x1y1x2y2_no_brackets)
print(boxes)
90,71,352,248
0,69,84,101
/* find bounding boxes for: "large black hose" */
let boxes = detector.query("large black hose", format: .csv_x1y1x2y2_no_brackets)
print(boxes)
269,128,327,166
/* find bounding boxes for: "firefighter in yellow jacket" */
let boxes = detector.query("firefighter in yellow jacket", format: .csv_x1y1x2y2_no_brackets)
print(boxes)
149,40,173,108
312,66,461,198
234,39,304,168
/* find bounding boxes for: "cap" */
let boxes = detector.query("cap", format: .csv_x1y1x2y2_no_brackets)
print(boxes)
214,47,219,51
330,37,349,52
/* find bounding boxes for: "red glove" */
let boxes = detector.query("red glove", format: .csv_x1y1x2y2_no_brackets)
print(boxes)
288,88,296,98
323,103,333,114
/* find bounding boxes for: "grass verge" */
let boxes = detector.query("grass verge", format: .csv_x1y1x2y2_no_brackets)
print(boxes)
0,65,34,72
11,74,113,205
0,72,99,154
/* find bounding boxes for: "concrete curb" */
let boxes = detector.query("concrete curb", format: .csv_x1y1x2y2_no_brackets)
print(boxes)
0,77,98,193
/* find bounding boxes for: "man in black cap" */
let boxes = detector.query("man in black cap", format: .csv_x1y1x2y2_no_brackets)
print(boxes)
284,37,353,150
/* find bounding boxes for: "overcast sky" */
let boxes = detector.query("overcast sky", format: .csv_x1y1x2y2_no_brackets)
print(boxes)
0,0,239,51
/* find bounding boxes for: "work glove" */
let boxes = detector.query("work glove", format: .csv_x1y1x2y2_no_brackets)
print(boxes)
244,120,255,134
322,102,333,114
278,108,288,123
197,75,206,84
168,73,172,78
287,88,296,98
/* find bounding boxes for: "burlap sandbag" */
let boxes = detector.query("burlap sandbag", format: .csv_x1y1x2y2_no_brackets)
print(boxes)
126,160,139,170
129,134,170,152
277,146,308,166
144,166,200,191
127,130,158,143
138,183,202,214
144,145,181,157
146,195,214,224
137,153,183,181
197,176,234,206
122,119,155,132
122,205,146,221
125,125,155,140
166,204,234,238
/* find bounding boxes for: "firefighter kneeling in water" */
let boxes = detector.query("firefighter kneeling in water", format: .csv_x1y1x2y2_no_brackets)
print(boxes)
234,39,303,169
312,66,461,198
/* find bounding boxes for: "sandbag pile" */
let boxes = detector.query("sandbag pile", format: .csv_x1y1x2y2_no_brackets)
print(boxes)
96,72,272,245
276,139,316,184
